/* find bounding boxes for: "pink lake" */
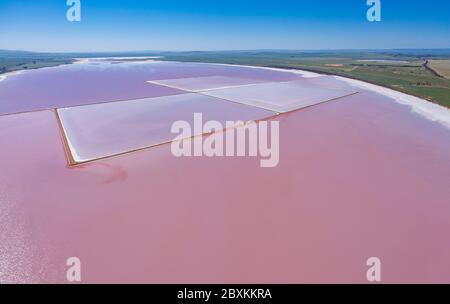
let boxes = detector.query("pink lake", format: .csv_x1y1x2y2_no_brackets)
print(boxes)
0,60,449,283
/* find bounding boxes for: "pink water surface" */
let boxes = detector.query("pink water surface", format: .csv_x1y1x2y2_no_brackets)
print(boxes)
0,61,302,115
0,62,450,283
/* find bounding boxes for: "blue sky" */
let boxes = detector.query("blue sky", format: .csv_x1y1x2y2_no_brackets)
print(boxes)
0,0,449,52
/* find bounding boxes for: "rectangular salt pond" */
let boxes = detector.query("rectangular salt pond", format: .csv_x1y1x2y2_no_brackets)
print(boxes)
57,93,275,164
201,80,358,113
148,76,267,92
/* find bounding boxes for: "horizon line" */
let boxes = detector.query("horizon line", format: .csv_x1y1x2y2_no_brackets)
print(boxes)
2,48,450,55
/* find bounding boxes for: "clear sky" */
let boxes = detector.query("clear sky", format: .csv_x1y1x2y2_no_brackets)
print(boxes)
0,0,449,52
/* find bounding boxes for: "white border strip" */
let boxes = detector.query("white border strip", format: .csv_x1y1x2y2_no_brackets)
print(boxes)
333,76,450,130
0,70,24,82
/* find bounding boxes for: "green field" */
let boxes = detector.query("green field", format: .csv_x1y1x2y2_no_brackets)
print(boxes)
0,59,71,74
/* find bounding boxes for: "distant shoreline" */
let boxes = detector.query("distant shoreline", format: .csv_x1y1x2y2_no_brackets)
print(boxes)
1,57,449,115
0,70,26,82
0,61,73,78
265,63,449,109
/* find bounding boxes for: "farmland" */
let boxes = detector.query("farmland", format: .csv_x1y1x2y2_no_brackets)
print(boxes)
427,60,450,79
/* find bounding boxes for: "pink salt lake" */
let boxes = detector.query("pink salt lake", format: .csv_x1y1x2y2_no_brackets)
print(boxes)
0,60,450,283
